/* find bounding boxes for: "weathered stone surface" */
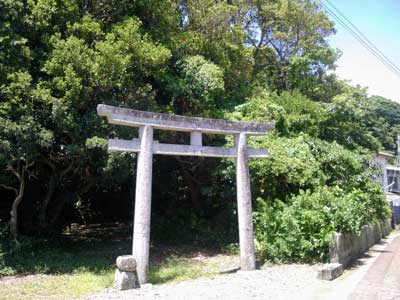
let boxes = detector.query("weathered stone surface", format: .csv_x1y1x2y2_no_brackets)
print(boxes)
368,225,377,248
360,225,369,254
97,104,274,135
317,263,343,281
116,255,137,272
133,125,153,285
190,131,202,146
235,133,256,271
329,218,392,268
381,219,392,236
108,138,269,158
373,222,382,244
113,269,139,290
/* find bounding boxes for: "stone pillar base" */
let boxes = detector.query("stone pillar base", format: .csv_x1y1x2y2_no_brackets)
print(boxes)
113,269,139,290
113,255,139,290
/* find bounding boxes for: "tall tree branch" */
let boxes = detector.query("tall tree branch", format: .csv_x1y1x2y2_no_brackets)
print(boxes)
0,184,18,195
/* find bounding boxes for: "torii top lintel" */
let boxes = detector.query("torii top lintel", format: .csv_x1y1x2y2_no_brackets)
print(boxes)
97,104,274,135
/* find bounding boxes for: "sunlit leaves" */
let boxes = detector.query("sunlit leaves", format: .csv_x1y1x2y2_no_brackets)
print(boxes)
162,55,224,117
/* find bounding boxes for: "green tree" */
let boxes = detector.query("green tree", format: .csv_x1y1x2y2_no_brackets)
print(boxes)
321,86,389,151
0,0,393,254
245,0,338,97
35,15,171,229
0,72,53,241
368,95,400,151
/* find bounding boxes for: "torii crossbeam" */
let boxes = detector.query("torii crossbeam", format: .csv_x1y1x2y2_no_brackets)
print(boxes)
98,104,274,285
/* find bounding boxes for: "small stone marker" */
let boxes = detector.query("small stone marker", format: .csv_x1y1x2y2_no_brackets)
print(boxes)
113,255,139,290
317,263,343,281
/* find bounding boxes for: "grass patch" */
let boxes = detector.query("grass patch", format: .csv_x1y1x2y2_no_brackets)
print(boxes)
0,237,123,276
0,271,114,300
0,226,124,300
0,224,239,299
0,253,228,300
149,255,218,284
0,254,228,300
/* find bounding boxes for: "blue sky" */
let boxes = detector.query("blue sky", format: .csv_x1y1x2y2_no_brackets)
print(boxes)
326,0,400,102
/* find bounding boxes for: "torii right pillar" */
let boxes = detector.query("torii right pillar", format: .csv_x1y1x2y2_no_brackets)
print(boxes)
235,133,256,270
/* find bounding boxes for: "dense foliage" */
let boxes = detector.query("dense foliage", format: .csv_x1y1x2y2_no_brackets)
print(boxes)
0,0,397,261
232,90,392,261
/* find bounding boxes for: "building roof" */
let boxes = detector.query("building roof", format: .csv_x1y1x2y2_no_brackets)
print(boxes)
378,151,395,158
387,165,400,171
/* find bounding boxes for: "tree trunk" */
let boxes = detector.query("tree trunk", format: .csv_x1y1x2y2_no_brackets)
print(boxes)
9,164,26,242
177,159,202,210
186,172,201,210
38,160,74,231
48,175,95,228
38,173,57,230
49,192,77,228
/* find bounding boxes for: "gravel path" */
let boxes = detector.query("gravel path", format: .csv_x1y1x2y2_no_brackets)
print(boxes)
88,264,323,300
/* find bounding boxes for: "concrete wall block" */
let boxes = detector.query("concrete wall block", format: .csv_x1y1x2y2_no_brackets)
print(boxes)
380,220,385,237
360,225,369,253
372,222,382,244
317,263,344,281
341,233,354,266
329,219,392,271
329,233,340,264
381,218,392,236
352,232,362,258
387,218,392,234
366,225,375,249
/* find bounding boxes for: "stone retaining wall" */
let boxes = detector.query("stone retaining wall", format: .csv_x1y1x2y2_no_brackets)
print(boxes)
329,219,392,267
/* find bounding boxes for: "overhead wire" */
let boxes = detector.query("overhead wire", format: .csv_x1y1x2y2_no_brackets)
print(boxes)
315,0,400,192
317,0,400,77
323,0,400,74
316,0,400,78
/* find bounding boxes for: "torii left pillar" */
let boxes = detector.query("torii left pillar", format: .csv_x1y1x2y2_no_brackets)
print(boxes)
132,125,153,284
236,133,256,270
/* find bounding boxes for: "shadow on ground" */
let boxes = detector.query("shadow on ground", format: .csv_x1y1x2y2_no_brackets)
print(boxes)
0,223,132,277
0,223,239,281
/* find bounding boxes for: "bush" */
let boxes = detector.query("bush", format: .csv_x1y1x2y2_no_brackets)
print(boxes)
230,82,391,264
249,134,324,201
254,183,390,263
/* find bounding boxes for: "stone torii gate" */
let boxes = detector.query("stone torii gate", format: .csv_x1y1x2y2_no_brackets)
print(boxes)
97,104,274,285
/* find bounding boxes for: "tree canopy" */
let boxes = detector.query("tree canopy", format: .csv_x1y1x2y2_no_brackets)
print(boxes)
0,0,397,259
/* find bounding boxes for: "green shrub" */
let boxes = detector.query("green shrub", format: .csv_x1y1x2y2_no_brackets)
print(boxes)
230,79,391,264
254,183,390,263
